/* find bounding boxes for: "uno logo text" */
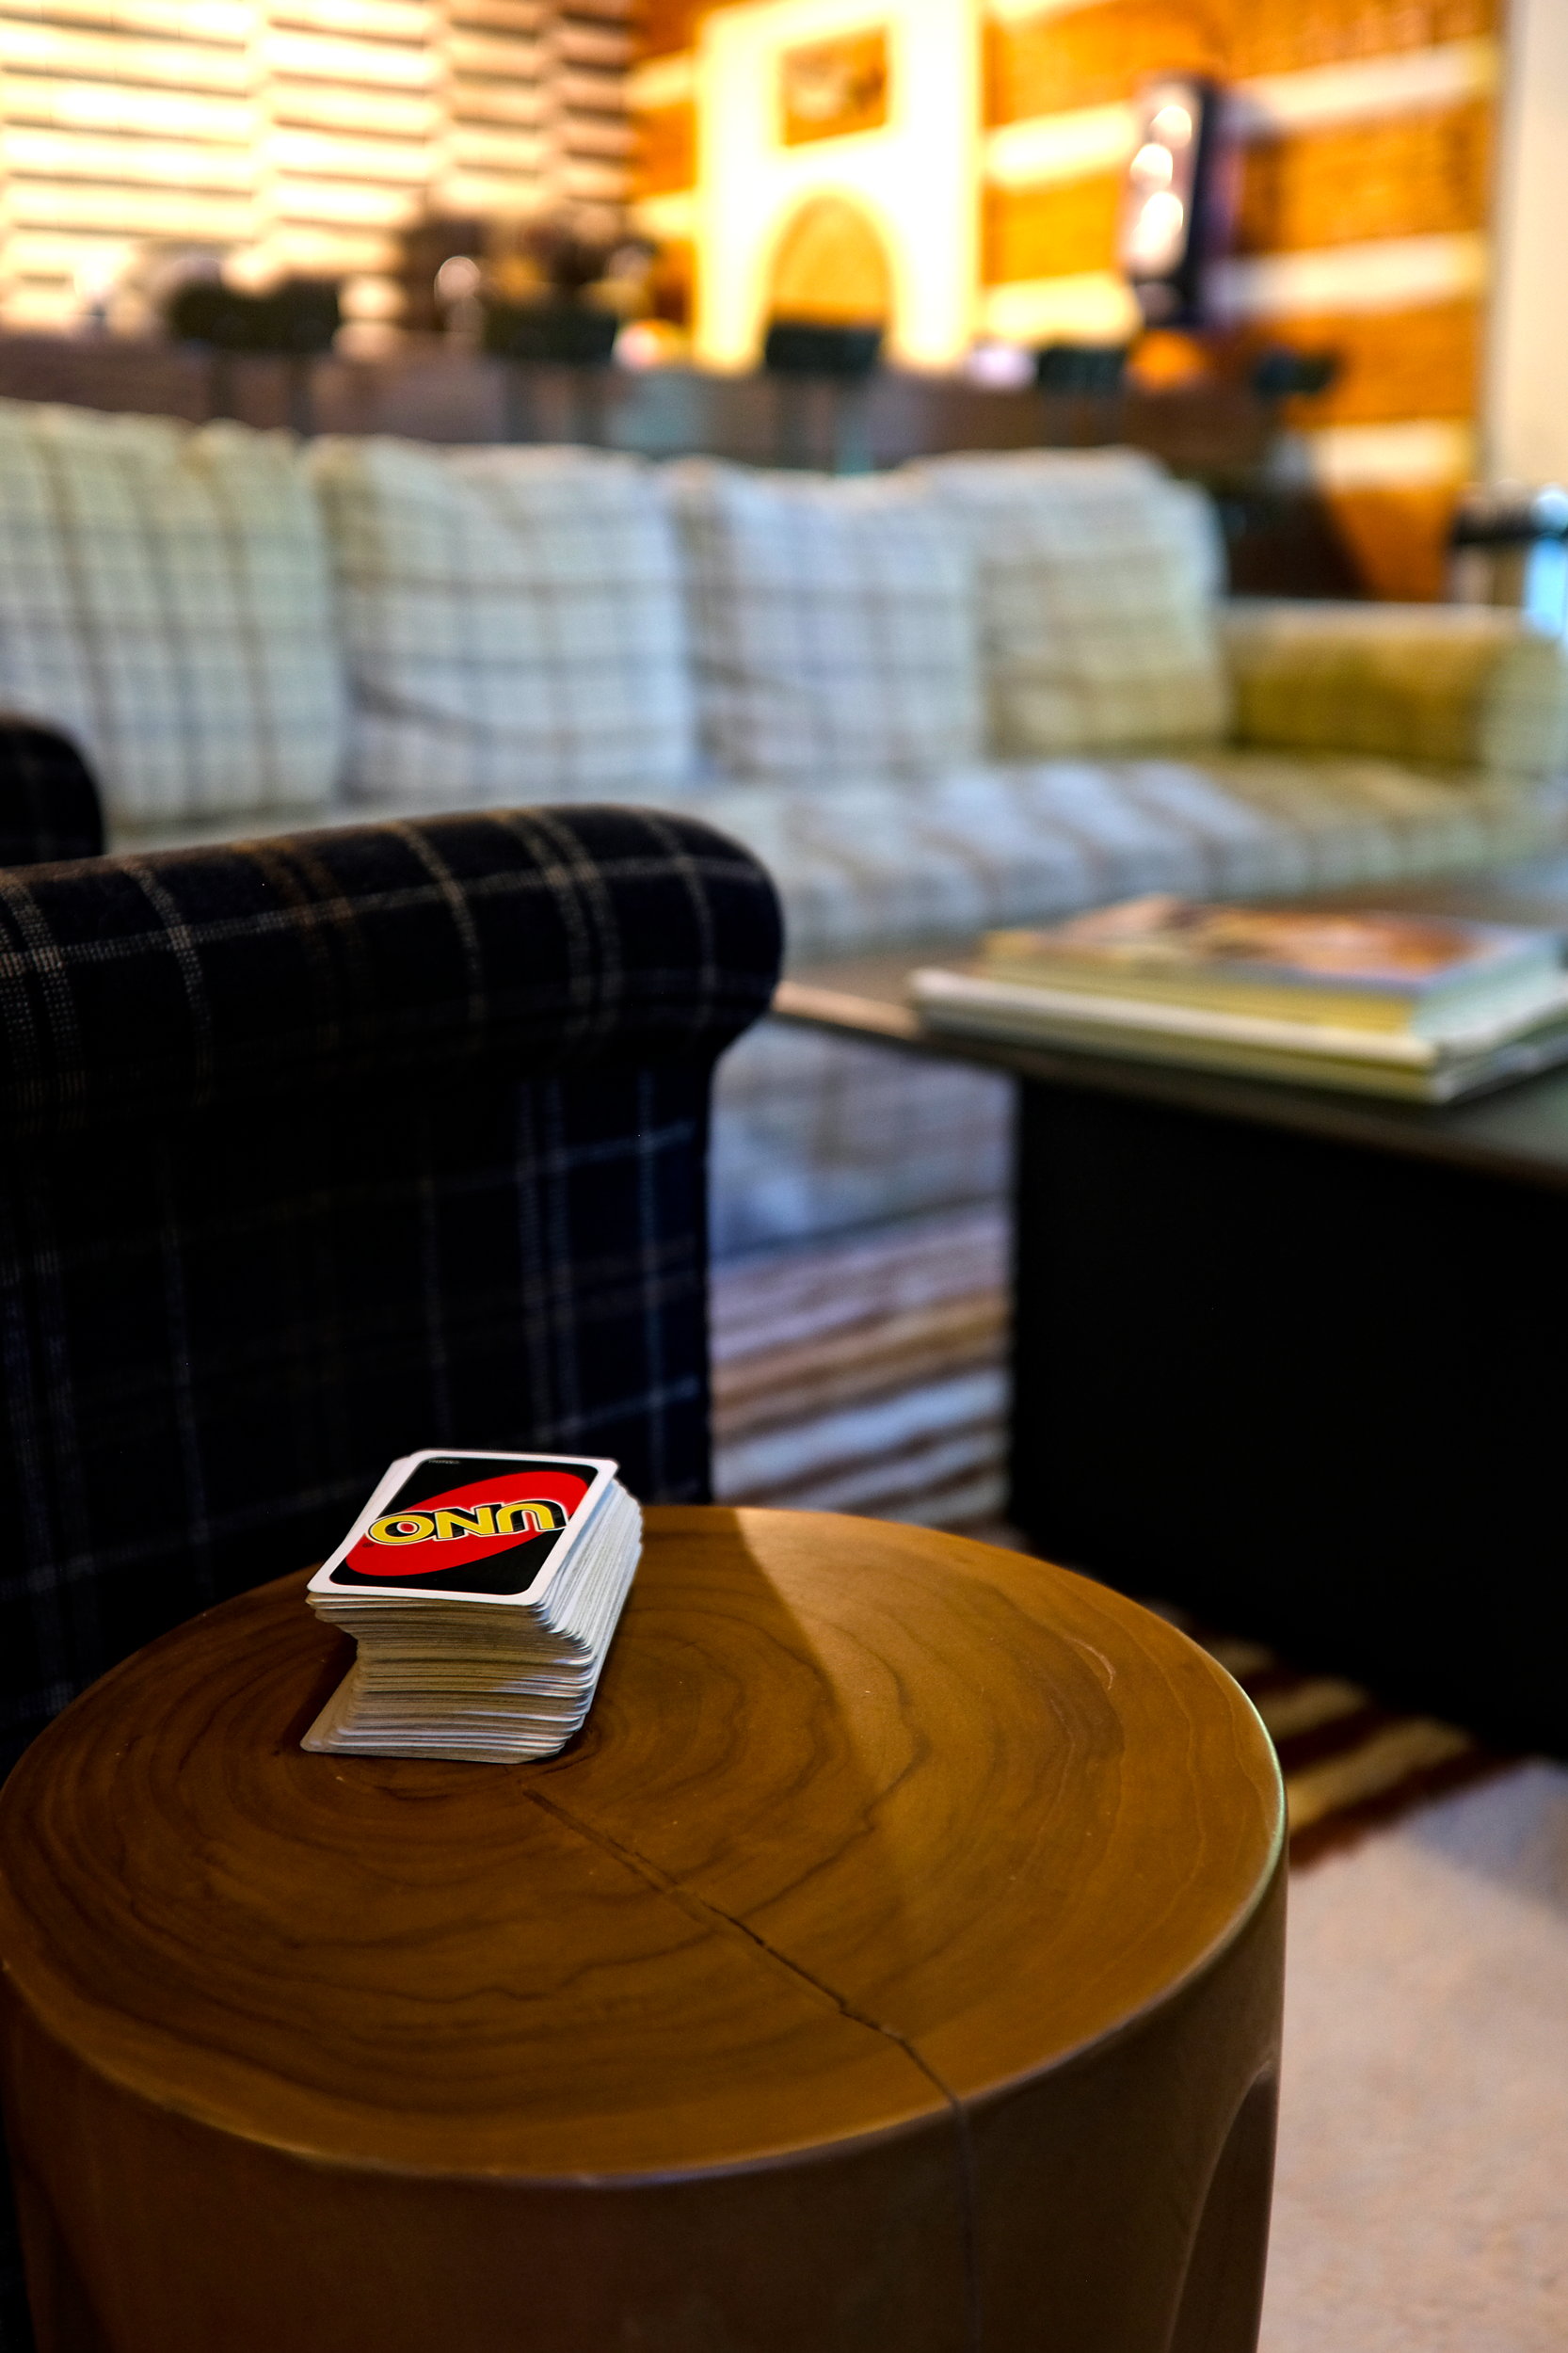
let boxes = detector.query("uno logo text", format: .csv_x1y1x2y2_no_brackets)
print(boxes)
366,1499,568,1545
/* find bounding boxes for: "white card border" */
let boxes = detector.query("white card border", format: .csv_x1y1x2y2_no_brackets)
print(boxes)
306,1449,619,1608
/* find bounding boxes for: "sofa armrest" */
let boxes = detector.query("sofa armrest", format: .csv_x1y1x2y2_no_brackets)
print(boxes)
0,715,104,866
1218,599,1568,776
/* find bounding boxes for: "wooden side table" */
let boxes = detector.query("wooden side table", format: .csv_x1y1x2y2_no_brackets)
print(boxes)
0,1508,1285,2353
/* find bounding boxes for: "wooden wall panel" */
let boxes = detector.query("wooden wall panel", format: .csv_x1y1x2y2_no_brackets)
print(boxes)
1236,299,1480,425
984,0,1496,128
635,0,749,61
1235,102,1491,253
649,232,694,322
632,97,696,194
1226,0,1495,80
985,4,1218,129
1324,484,1459,600
983,173,1121,285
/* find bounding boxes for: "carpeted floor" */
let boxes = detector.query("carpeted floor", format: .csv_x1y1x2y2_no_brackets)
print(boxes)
1262,1760,1568,2353
711,1204,1009,1527
712,1210,1568,2350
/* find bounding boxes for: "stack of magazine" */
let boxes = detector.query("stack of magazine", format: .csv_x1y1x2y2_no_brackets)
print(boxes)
910,896,1568,1103
303,1449,642,1762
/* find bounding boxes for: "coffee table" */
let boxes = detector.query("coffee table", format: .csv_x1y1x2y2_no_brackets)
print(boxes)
773,856,1568,1756
0,1508,1282,2353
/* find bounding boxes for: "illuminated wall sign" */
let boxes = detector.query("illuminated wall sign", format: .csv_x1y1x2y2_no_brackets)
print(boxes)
779,27,889,146
1115,76,1227,328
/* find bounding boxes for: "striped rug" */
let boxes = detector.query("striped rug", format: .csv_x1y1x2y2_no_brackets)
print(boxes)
711,1204,1010,1529
711,1208,1505,1864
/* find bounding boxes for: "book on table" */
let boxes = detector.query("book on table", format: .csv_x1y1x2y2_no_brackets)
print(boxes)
909,895,1568,1103
302,1449,642,1762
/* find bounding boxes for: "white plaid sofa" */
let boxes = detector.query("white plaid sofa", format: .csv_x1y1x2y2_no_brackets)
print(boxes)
4,397,1567,1258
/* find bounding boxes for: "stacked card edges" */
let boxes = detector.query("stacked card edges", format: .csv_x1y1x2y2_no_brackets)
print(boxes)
304,1480,641,1762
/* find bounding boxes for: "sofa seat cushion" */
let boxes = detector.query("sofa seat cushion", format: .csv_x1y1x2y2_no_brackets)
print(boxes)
696,753,1568,961
920,448,1232,757
0,402,344,824
310,440,698,807
667,460,983,784
712,1017,1012,1256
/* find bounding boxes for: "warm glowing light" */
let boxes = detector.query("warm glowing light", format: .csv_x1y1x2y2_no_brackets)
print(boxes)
342,273,402,321
964,338,1034,388
1149,104,1193,148
434,254,482,302
1130,142,1174,187
223,247,280,293
72,246,131,306
615,319,667,368
1127,191,1185,269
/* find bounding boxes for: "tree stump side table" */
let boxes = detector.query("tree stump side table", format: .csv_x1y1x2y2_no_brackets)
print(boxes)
0,1507,1285,2353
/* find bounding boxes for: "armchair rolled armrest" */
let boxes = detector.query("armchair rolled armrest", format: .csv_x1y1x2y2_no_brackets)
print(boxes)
1218,599,1568,777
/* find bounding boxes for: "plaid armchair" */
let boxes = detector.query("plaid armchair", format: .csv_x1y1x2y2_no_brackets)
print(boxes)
0,789,780,2349
0,801,781,1790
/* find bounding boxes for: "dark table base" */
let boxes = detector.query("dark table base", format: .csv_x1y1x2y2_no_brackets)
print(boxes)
776,866,1568,1757
1010,1077,1568,1757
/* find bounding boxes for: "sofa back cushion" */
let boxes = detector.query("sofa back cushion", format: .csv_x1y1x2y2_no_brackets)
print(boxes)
921,449,1232,757
310,439,698,806
668,461,983,784
0,402,344,825
1220,600,1568,776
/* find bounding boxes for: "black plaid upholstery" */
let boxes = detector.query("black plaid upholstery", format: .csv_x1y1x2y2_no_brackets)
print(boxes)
0,805,780,1778
0,717,103,868
0,804,779,2348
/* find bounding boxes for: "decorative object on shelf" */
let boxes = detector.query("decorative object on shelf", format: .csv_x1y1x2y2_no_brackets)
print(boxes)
1118,76,1230,328
165,277,341,356
1249,346,1341,402
399,215,487,335
481,300,621,366
1127,328,1213,391
964,339,1034,389
761,319,884,472
433,254,484,342
762,320,883,378
1034,343,1127,394
478,213,628,379
164,270,341,431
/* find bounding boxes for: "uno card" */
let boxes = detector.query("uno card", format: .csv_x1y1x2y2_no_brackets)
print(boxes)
309,1449,617,1603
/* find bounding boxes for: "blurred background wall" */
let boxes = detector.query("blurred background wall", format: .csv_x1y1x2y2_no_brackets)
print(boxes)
629,0,1504,598
0,0,632,343
3,0,1566,600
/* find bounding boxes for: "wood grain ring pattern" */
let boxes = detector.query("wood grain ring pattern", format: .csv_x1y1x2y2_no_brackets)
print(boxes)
0,1506,1286,2353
